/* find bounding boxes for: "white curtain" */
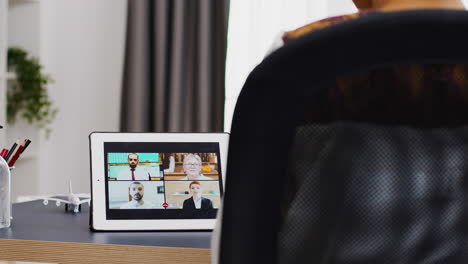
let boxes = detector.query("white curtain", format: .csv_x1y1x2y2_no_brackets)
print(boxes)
224,0,357,131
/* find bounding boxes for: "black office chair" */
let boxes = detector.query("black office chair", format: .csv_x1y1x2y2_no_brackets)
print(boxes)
216,10,468,264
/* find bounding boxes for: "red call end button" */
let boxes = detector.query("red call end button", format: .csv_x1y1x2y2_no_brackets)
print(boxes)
162,203,168,208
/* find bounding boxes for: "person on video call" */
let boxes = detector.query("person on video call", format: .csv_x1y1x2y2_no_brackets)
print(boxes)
182,181,214,210
120,182,155,209
180,153,213,180
116,153,151,180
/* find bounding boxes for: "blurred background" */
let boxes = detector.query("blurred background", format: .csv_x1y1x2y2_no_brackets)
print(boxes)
0,0,466,201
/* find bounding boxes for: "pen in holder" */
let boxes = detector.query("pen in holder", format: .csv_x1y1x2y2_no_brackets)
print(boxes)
0,156,12,228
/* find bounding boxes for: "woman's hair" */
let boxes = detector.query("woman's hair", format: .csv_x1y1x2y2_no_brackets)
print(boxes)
183,153,202,167
189,181,201,189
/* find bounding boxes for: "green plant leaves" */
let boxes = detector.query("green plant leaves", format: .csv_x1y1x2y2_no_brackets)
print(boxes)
7,47,58,136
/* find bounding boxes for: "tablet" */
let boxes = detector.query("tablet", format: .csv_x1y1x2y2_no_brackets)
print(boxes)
89,132,229,231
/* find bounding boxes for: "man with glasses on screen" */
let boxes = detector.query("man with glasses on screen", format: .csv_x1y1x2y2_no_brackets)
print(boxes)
116,153,151,180
120,182,156,209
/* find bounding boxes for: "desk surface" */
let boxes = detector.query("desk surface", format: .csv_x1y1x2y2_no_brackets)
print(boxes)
0,200,212,248
0,200,212,263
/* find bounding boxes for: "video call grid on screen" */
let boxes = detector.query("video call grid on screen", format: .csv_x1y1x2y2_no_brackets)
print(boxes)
104,142,223,220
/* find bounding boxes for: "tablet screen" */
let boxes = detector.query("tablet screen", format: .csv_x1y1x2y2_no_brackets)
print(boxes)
104,142,222,220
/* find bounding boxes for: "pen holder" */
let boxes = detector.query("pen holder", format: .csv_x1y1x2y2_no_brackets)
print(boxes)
0,156,12,228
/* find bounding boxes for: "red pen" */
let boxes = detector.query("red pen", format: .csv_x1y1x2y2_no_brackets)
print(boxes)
0,148,8,158
21,139,31,153
8,143,25,167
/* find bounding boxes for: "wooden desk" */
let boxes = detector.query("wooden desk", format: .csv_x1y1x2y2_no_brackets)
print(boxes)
0,201,211,263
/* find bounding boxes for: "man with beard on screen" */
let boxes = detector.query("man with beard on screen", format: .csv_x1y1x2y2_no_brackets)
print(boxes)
116,153,151,180
120,182,156,209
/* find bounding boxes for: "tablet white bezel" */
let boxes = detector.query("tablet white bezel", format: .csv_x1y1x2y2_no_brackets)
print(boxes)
89,132,229,231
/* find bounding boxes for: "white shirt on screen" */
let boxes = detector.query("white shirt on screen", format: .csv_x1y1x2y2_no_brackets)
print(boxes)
194,197,202,209
120,200,156,209
116,166,151,181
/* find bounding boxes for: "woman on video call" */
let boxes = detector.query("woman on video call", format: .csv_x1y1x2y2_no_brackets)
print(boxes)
180,153,213,180
183,181,214,210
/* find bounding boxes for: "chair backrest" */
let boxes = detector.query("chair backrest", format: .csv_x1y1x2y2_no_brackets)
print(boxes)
217,10,468,264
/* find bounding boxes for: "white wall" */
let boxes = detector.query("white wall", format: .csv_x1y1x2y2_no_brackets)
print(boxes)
33,0,126,195
328,0,358,17
0,0,8,147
